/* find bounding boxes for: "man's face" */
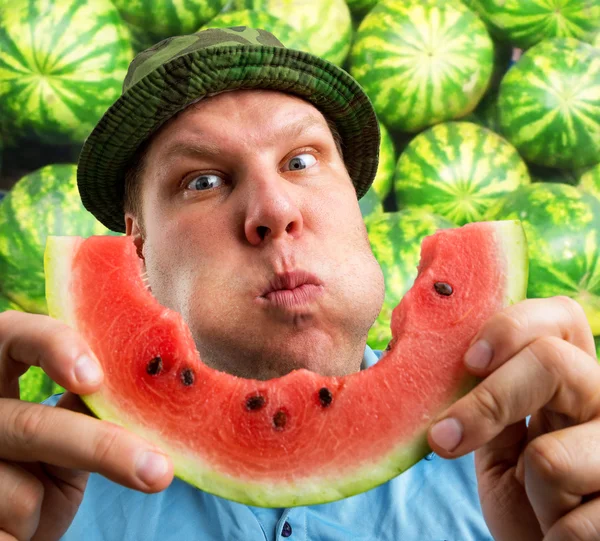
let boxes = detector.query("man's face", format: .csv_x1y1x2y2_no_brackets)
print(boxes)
125,89,385,380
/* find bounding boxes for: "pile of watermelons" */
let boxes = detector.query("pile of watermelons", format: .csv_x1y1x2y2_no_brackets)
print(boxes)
1,0,599,401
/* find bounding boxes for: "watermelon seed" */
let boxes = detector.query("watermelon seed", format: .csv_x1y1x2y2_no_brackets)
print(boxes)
146,356,163,375
272,410,287,430
318,387,333,408
180,368,195,386
434,282,453,296
245,395,266,411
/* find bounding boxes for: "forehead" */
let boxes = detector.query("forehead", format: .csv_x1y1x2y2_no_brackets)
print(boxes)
148,89,331,162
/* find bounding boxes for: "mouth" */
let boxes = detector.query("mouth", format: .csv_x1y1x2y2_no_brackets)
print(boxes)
259,271,324,309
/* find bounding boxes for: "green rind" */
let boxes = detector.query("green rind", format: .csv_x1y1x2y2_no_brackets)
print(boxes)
0,0,134,145
350,0,494,133
488,183,600,334
371,122,396,201
498,38,600,169
227,0,353,66
46,220,527,507
474,0,600,49
112,0,226,51
365,208,455,350
578,162,600,200
0,165,119,314
394,121,531,226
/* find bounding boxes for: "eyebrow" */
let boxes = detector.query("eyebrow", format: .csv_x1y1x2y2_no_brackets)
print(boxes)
158,115,328,168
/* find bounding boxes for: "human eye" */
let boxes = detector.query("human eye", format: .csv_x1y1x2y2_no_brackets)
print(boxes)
185,173,224,191
284,153,317,172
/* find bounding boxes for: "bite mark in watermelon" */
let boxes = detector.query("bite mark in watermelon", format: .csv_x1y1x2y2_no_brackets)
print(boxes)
44,220,528,507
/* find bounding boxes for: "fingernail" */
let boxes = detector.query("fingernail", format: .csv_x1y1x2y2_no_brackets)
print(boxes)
430,418,463,452
74,354,103,385
464,339,493,370
136,451,169,486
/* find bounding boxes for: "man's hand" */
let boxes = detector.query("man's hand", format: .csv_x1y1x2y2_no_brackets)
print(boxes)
426,296,600,541
0,311,173,541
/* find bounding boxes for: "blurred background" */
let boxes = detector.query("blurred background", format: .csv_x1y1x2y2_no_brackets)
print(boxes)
1,0,600,401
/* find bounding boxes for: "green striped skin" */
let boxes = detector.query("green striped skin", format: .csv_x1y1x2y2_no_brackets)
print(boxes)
228,0,352,66
346,0,378,19
0,0,134,145
578,162,600,199
365,209,455,350
359,188,383,221
350,0,494,133
595,336,600,359
112,0,226,53
488,182,600,334
474,0,600,50
0,165,119,314
394,122,531,226
0,294,22,313
461,0,506,40
498,38,600,170
201,10,308,52
19,367,65,403
371,122,396,202
594,32,600,47
470,90,500,132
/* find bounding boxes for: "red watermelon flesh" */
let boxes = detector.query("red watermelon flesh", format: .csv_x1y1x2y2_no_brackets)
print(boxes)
44,220,528,507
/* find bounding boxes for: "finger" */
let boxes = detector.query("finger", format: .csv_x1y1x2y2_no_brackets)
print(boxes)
0,399,173,493
463,297,596,375
0,461,43,540
0,532,16,541
0,311,103,397
544,496,600,541
523,418,600,535
428,337,600,457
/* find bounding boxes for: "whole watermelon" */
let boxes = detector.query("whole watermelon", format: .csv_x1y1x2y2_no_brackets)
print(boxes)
471,0,600,49
350,0,494,133
365,209,455,350
498,38,600,170
227,0,353,66
394,122,531,226
0,293,22,313
488,182,600,334
112,0,226,53
469,90,500,132
201,10,308,51
0,164,119,314
595,31,600,47
19,367,64,404
359,188,383,221
578,162,600,199
371,122,396,203
0,0,134,145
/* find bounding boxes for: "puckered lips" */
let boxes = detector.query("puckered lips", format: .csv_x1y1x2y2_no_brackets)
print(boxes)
258,270,324,309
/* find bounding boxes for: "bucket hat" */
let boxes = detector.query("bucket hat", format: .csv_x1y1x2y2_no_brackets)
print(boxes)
77,26,380,233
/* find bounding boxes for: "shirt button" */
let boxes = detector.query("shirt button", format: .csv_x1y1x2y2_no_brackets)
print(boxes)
281,521,292,537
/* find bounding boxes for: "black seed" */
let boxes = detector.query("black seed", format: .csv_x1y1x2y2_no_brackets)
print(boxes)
273,410,287,430
146,356,163,376
181,368,195,386
434,282,453,296
245,395,266,411
318,387,333,408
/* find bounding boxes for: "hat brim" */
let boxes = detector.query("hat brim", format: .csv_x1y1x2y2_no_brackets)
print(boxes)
77,45,380,232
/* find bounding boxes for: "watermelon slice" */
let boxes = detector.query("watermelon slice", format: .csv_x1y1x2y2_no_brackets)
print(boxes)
44,220,528,507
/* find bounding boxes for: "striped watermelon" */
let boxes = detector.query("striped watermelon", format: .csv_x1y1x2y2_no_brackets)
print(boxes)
359,188,383,221
371,122,396,203
350,0,494,133
471,0,600,49
498,38,600,170
469,90,500,132
365,209,455,350
394,122,531,226
596,336,600,358
0,164,119,314
0,293,22,313
595,31,600,47
227,0,352,66
112,0,226,53
0,0,134,145
488,182,600,334
19,367,65,404
201,10,308,51
578,162,600,199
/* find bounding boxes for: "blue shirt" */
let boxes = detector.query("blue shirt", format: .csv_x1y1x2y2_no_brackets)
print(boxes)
45,347,493,540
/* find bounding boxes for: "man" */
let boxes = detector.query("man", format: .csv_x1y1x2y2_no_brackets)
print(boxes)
0,27,599,541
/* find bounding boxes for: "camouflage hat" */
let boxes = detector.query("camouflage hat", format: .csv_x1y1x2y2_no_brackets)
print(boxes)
77,27,380,233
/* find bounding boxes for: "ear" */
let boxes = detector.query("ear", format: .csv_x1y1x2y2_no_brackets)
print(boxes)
125,214,145,262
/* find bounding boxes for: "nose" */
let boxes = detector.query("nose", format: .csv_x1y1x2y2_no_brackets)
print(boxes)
243,175,304,245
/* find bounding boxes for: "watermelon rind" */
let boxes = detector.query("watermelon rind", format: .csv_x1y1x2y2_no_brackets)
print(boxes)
45,221,528,507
